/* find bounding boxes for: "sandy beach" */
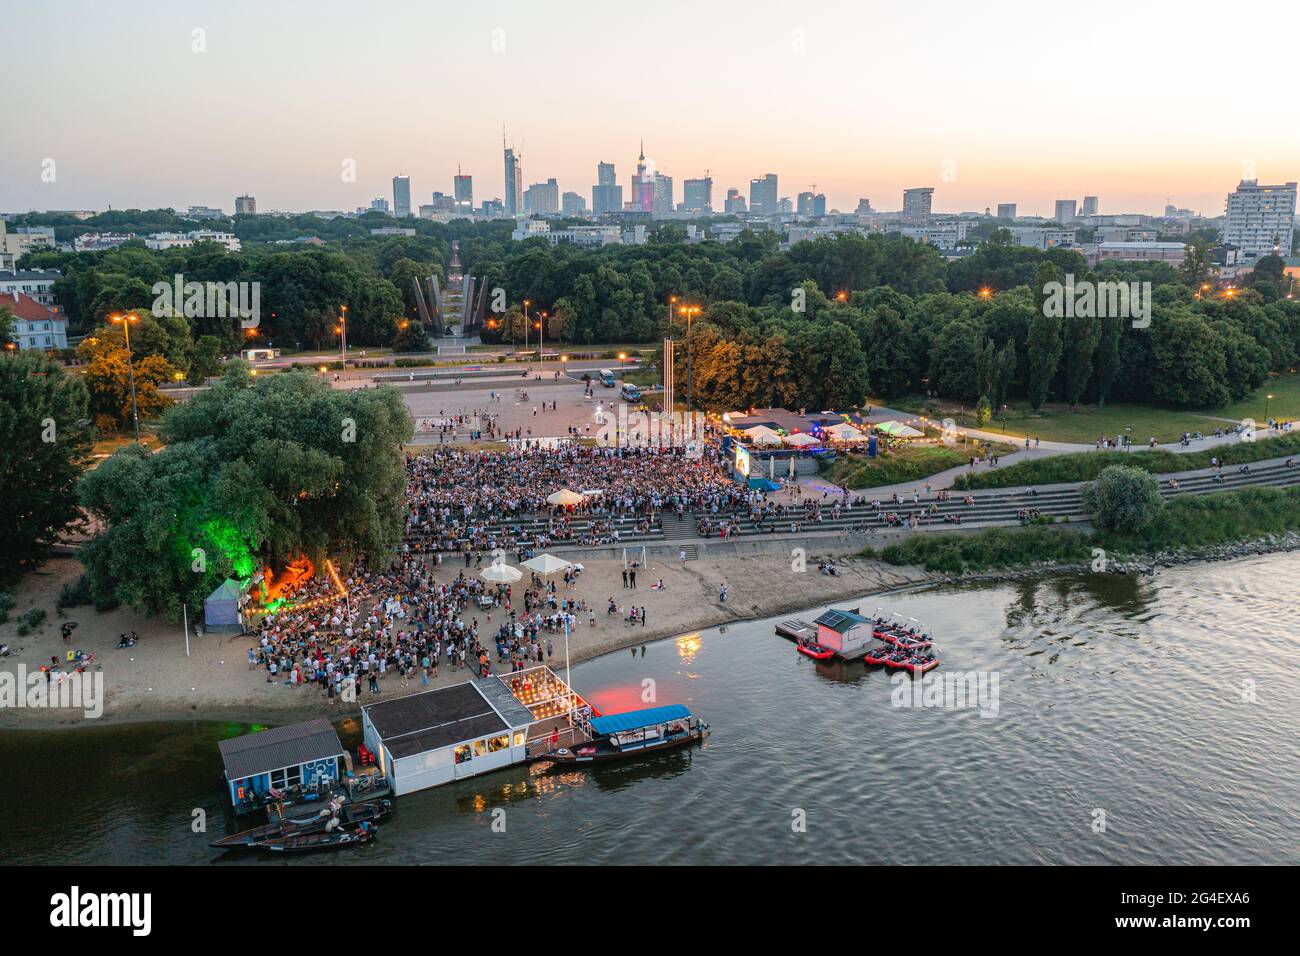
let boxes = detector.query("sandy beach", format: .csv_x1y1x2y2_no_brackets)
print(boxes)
0,545,937,728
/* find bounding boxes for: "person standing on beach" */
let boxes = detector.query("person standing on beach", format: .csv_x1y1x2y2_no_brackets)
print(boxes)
629,568,637,588
622,568,628,588
640,607,646,627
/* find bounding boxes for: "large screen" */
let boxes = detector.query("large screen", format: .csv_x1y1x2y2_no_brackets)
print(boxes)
735,444,751,477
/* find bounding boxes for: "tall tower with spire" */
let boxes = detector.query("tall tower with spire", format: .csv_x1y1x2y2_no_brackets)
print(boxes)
503,124,523,217
632,139,654,213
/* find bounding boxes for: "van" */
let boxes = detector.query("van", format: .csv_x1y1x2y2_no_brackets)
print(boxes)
599,369,617,387
620,383,641,402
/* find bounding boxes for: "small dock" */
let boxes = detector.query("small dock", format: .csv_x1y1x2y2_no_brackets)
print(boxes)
774,619,816,642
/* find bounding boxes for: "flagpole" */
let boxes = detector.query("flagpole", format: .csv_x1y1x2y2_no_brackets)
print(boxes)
564,614,573,728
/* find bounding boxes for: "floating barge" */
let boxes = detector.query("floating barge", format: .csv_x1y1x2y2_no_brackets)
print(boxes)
774,619,816,642
540,705,708,765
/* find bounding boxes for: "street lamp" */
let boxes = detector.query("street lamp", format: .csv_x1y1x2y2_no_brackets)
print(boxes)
338,305,348,364
537,312,546,362
522,299,531,360
1265,393,1274,425
109,312,142,445
679,304,701,413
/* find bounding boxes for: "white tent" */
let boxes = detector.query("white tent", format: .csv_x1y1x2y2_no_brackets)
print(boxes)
876,420,924,439
522,553,573,575
480,563,523,583
785,432,819,447
825,422,865,441
545,489,585,506
744,425,783,446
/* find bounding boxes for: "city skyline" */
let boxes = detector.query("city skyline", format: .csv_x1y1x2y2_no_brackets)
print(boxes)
3,0,1299,216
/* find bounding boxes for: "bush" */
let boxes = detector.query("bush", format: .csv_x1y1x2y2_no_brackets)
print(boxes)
22,607,46,628
58,574,93,610
1081,465,1164,532
876,525,1093,572
0,590,13,624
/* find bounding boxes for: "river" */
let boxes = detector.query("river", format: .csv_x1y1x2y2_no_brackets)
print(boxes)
4,553,1297,865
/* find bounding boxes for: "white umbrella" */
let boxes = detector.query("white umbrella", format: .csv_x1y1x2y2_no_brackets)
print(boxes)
480,563,522,583
522,553,572,575
546,489,585,507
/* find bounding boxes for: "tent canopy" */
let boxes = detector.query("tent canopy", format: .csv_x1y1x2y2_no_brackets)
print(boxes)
784,432,819,447
744,425,783,445
546,489,585,506
876,421,923,438
826,422,865,441
522,553,572,575
480,563,523,583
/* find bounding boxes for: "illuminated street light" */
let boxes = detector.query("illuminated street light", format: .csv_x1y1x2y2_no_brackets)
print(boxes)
109,312,142,445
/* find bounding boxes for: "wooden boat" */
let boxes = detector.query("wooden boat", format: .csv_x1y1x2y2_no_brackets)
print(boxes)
542,705,708,766
796,637,835,660
256,824,377,853
775,619,816,641
212,799,391,849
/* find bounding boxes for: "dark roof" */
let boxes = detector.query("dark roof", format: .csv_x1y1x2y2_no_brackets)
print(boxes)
218,718,345,781
475,676,537,728
728,408,860,433
364,683,509,758
815,608,871,633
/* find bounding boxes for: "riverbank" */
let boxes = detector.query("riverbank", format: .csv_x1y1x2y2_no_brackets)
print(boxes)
0,546,936,729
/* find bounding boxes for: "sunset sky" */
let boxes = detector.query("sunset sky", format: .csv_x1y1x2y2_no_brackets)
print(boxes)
5,0,1298,217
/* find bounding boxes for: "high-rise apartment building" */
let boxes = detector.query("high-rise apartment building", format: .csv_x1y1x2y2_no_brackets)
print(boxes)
561,191,587,217
234,194,256,215
1054,199,1078,223
683,177,713,213
902,187,934,223
392,175,411,217
1081,196,1099,217
1223,179,1298,258
724,188,747,214
797,192,826,217
749,174,778,215
996,203,1017,220
652,173,673,216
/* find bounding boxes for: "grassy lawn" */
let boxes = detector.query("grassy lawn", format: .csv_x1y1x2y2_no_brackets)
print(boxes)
954,432,1300,490
824,440,1017,490
876,375,1300,445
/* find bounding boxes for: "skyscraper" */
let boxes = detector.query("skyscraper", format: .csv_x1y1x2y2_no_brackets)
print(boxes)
503,128,523,217
652,172,673,216
1224,179,1298,258
234,194,256,215
592,161,622,217
724,188,747,214
561,191,586,217
749,174,778,214
1054,199,1078,223
631,141,654,213
453,167,473,216
796,192,826,217
902,187,934,223
392,175,411,217
683,177,713,213
1081,196,1099,217
996,203,1017,220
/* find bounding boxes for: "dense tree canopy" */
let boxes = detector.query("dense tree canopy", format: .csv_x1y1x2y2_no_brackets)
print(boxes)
77,365,413,618
0,352,94,581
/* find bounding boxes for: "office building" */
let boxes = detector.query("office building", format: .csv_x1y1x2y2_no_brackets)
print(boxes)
724,188,747,214
902,187,934,223
392,175,411,217
592,162,622,216
652,173,673,216
524,178,560,215
996,203,1017,220
797,192,827,217
1054,199,1078,223
1223,180,1297,258
749,174,778,215
1081,196,1099,217
504,134,523,217
683,177,713,214
561,191,587,216
453,169,473,215
370,198,390,213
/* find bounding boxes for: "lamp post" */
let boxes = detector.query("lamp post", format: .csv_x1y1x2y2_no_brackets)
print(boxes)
522,299,531,364
537,312,546,365
110,312,142,445
679,304,700,413
1265,393,1274,427
337,304,348,364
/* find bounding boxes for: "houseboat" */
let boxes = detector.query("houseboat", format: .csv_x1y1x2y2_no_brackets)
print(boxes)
540,704,709,765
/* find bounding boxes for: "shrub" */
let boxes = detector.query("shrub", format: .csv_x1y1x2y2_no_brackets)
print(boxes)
58,574,93,610
0,590,13,624
1081,465,1164,532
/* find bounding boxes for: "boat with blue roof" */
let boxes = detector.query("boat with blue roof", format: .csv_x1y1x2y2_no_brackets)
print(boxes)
540,704,709,765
